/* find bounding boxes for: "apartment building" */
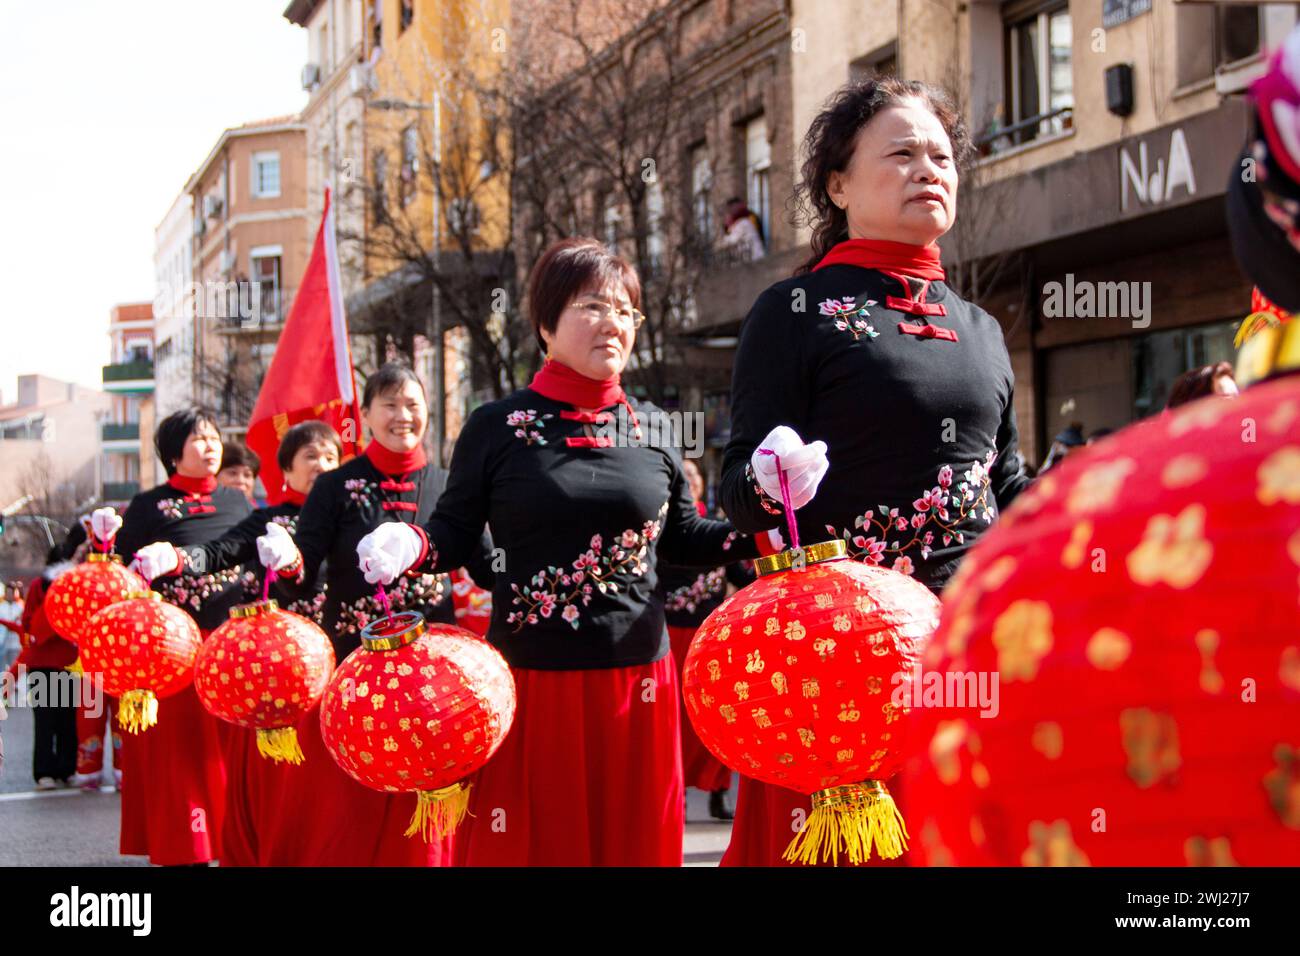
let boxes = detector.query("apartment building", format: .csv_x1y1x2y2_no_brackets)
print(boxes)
153,192,195,421
100,303,158,506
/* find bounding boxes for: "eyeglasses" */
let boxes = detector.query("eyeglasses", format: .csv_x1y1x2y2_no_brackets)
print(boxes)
569,298,645,330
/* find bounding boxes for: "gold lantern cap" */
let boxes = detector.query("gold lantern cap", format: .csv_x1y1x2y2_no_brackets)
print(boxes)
360,610,426,651
123,590,161,601
754,539,847,577
229,599,279,620
86,552,122,564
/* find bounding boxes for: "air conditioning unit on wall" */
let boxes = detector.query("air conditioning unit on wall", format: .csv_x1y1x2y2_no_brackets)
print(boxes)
301,63,321,90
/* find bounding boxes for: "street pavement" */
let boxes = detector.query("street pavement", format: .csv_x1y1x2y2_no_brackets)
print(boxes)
1,693,733,867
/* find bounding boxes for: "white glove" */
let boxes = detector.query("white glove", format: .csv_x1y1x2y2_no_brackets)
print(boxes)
89,507,123,545
130,542,179,581
751,425,829,511
256,522,301,572
357,523,423,586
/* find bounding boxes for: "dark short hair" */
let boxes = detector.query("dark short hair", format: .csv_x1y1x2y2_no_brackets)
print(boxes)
795,76,972,273
218,441,259,476
1166,362,1236,409
277,420,342,473
362,362,425,410
155,406,220,476
526,237,642,353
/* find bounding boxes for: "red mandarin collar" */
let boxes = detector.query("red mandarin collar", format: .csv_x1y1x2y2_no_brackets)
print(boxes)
364,440,427,478
812,239,946,281
529,359,642,446
168,473,217,495
281,487,307,507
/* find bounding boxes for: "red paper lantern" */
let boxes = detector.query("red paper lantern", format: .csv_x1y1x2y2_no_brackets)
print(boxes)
81,590,202,734
44,553,147,646
319,612,516,841
683,541,941,865
903,375,1300,866
194,599,336,764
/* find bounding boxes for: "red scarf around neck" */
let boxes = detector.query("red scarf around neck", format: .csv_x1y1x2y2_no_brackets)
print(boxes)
812,239,945,280
169,473,217,495
529,359,642,446
364,440,427,478
281,487,308,507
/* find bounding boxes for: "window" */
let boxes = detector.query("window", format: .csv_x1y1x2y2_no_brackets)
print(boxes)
400,1,414,32
250,249,282,323
370,0,382,51
1214,3,1260,68
603,195,621,252
645,179,665,274
690,144,713,241
744,116,771,250
251,151,281,199
401,124,419,206
372,149,388,218
1002,1,1073,148
849,43,898,83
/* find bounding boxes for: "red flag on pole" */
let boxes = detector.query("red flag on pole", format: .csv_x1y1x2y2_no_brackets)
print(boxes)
247,188,362,503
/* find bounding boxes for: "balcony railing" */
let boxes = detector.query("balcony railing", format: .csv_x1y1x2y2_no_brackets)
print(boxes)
975,107,1074,156
102,360,155,383
102,422,140,441
102,481,140,501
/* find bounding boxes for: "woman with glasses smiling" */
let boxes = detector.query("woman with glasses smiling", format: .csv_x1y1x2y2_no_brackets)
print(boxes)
355,237,759,866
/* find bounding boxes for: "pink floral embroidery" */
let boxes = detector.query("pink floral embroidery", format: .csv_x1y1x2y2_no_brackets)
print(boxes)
507,501,668,632
665,568,726,614
157,499,184,520
155,567,242,613
506,409,553,446
344,478,375,504
819,296,880,340
826,449,998,574
336,573,446,637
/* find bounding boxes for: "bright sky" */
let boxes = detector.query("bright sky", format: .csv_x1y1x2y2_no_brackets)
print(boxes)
0,0,308,405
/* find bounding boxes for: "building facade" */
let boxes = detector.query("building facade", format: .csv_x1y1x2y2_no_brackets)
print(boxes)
153,191,195,422
100,303,158,506
185,117,310,441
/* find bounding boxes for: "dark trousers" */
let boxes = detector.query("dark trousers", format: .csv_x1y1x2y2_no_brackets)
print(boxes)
28,668,78,782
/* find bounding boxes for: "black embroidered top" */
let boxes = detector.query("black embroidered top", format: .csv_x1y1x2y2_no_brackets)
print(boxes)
408,390,760,671
174,503,326,625
659,557,755,629
115,482,254,631
720,266,1032,592
286,456,493,659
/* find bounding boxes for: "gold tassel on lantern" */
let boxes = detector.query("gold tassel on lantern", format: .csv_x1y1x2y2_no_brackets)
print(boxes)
256,726,304,765
117,689,159,734
783,780,910,866
404,783,472,842
65,657,83,676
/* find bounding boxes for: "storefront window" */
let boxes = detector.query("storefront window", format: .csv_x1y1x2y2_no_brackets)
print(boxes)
1131,320,1239,418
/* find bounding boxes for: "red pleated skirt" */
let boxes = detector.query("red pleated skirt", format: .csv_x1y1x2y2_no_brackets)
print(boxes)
255,701,450,866
118,684,227,866
218,724,290,867
452,653,684,867
667,625,732,793
721,775,913,867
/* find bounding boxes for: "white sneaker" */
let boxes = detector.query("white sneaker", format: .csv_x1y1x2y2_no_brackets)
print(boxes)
35,777,58,790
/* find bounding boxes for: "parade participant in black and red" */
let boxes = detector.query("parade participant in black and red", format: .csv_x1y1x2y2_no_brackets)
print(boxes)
113,407,252,865
717,77,1031,865
350,238,760,866
15,548,79,789
658,456,751,821
252,364,492,866
216,441,259,506
131,419,341,866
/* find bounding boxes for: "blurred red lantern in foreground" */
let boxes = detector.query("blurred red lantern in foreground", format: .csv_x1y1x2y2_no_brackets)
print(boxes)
320,612,516,841
81,591,202,733
904,375,1300,866
45,553,146,646
194,599,335,764
684,541,941,865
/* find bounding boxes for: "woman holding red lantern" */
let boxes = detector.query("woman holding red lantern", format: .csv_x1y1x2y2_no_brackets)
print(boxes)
716,77,1032,865
351,238,759,866
251,365,493,866
131,419,341,867
112,406,252,865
